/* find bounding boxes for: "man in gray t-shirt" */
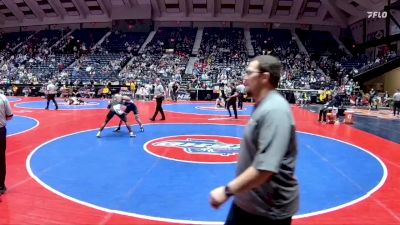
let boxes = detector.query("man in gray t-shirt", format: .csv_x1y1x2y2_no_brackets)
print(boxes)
210,55,299,225
150,78,166,121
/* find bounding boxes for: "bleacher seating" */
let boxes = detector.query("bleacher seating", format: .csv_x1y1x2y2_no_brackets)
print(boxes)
195,28,247,88
59,28,109,54
18,30,65,55
341,55,368,71
296,29,347,59
103,31,149,54
0,31,34,51
250,29,298,56
147,27,197,55
0,26,395,100
66,53,129,82
25,54,75,82
200,27,247,58
295,29,351,85
64,31,149,82
119,27,194,86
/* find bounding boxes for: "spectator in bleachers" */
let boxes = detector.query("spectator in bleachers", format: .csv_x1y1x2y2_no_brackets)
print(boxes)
0,26,399,111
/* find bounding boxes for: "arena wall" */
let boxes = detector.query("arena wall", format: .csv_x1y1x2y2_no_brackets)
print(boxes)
350,18,386,44
364,67,400,94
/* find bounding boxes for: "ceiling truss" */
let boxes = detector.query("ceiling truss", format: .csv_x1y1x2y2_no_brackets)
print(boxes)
0,0,393,27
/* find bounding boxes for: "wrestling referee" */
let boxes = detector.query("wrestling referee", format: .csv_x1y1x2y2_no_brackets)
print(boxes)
150,78,166,121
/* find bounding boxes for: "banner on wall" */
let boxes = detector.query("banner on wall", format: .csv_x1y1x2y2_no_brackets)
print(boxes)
367,30,384,41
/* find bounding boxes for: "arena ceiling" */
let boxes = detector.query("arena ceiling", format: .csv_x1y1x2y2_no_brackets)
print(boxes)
0,0,394,28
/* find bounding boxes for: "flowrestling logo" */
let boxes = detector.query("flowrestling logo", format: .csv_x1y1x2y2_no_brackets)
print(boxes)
144,135,241,163
367,11,387,19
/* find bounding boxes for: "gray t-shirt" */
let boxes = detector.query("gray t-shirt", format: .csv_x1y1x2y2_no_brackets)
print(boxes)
393,92,400,101
154,84,165,98
234,90,299,220
47,83,57,94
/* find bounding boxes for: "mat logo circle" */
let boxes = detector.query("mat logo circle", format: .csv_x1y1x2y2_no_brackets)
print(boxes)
195,106,246,111
145,135,240,163
58,101,100,106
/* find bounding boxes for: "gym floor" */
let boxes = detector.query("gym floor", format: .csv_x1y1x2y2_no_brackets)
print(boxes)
1,97,399,225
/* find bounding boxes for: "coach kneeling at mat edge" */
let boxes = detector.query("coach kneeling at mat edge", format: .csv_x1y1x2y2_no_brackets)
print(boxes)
210,55,299,225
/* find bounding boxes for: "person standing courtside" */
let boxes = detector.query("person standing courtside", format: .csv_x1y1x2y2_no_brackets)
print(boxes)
150,78,166,121
171,81,180,102
0,93,13,195
226,83,239,119
236,81,246,110
45,81,58,110
210,55,299,225
393,88,400,117
223,84,231,108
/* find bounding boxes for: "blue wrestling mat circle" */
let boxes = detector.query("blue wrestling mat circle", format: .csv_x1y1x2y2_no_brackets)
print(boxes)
28,123,386,223
163,103,254,116
7,115,39,137
15,99,109,110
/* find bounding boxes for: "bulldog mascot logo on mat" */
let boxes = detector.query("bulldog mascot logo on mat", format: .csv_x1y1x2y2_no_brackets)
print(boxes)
195,106,246,112
145,135,241,163
152,139,239,156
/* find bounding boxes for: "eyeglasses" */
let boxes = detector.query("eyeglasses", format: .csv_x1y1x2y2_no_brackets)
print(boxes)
245,70,263,75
